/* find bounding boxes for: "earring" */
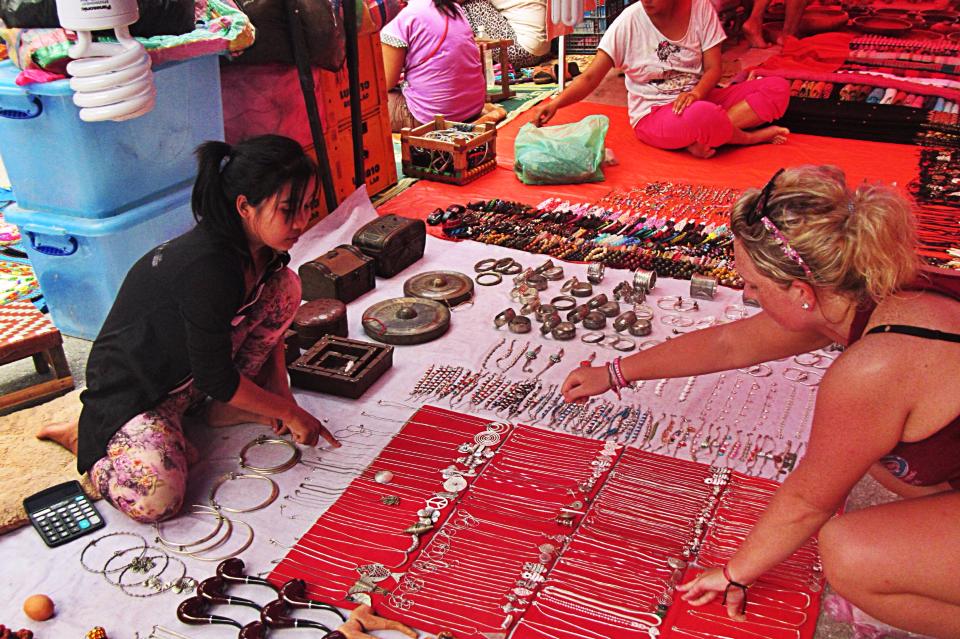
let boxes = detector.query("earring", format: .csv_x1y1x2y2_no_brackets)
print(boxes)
801,302,810,310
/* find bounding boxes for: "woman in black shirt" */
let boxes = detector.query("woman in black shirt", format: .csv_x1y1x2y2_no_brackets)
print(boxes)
38,135,338,523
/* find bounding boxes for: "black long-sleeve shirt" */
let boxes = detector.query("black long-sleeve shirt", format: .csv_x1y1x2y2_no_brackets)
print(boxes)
76,225,286,473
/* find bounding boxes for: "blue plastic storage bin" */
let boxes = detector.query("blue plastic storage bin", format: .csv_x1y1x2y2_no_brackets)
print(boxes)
5,185,196,340
0,55,223,218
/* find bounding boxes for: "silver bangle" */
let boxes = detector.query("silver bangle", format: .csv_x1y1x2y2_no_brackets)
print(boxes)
634,304,655,321
80,532,149,574
154,505,225,550
475,272,503,286
657,296,699,312
185,517,254,562
238,435,302,474
660,314,695,328
612,337,636,352
580,332,605,344
209,472,279,513
474,258,497,273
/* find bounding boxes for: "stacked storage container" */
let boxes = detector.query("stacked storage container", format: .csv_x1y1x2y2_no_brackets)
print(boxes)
0,55,224,340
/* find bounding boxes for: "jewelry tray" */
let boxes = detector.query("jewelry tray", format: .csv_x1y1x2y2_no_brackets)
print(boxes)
288,336,393,399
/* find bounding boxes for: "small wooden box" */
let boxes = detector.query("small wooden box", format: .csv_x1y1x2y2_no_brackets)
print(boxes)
288,336,393,399
352,214,426,278
299,244,376,303
400,116,497,186
292,299,348,349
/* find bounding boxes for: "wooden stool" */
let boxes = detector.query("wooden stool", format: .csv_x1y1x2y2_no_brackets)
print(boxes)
476,37,516,103
0,301,74,412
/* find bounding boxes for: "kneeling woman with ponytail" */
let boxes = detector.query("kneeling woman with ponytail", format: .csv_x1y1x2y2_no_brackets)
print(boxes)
562,165,960,638
38,135,340,524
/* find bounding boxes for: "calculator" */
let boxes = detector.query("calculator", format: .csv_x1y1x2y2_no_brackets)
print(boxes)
23,480,105,547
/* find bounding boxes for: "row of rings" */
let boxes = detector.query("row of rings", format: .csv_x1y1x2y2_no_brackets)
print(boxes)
738,364,823,385
580,332,637,352
656,296,699,312
475,257,522,275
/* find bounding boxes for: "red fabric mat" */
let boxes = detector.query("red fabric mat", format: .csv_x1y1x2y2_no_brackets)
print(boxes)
378,100,920,236
268,406,822,639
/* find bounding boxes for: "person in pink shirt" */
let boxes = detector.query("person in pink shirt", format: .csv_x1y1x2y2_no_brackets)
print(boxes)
382,0,492,131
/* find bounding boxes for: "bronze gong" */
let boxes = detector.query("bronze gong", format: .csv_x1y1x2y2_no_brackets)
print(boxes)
403,271,475,307
362,297,451,345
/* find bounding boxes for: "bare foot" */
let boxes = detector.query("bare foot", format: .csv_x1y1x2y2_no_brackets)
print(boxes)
475,103,507,126
205,401,271,428
744,125,790,146
742,21,770,49
685,141,717,158
37,420,79,456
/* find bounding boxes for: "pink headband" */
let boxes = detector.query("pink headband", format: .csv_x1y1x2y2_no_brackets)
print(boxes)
760,217,813,279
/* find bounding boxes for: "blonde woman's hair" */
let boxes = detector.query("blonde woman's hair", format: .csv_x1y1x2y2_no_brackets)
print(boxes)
730,165,920,303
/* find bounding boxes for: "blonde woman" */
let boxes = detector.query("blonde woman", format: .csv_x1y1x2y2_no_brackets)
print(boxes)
562,165,960,638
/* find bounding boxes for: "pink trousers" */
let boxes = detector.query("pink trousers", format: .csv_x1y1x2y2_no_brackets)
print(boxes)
633,77,790,151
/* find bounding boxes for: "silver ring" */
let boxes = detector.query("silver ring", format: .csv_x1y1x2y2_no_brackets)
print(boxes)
550,296,577,312
660,314,694,327
612,337,636,352
476,272,503,286
739,363,772,377
793,353,821,367
474,259,497,273
783,367,822,386
580,332,605,344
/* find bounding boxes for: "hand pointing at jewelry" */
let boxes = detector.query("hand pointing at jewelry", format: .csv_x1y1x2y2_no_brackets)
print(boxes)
677,567,748,621
284,406,340,448
561,365,612,403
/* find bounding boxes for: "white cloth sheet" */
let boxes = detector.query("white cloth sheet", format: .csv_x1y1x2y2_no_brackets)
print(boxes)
2,186,821,638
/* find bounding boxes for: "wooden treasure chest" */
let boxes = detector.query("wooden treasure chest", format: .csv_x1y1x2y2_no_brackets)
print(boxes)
352,214,426,278
299,244,376,303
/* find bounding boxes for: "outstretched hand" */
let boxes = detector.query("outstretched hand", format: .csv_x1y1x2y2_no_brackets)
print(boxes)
284,406,340,448
676,567,747,621
561,365,612,403
532,101,559,127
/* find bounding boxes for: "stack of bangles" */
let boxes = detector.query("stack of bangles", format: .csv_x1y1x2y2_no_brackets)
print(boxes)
606,356,629,399
721,563,750,614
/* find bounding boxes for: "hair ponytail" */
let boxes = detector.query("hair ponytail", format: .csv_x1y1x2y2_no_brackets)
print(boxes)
845,181,920,301
731,165,920,303
190,135,319,262
434,0,462,19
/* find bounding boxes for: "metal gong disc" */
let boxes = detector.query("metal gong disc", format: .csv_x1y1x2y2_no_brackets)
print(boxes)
362,297,451,345
403,271,474,307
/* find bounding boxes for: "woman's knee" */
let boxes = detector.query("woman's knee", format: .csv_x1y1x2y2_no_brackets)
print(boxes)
125,479,185,523
819,514,866,595
682,102,735,147
746,77,791,121
95,462,187,524
266,267,302,322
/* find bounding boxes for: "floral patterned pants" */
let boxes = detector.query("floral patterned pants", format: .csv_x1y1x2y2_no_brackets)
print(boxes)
89,268,301,523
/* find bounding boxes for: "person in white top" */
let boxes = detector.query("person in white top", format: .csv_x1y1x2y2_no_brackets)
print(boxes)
532,0,791,158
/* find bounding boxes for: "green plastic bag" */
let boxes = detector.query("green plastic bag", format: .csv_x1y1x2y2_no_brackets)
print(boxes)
514,115,610,185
